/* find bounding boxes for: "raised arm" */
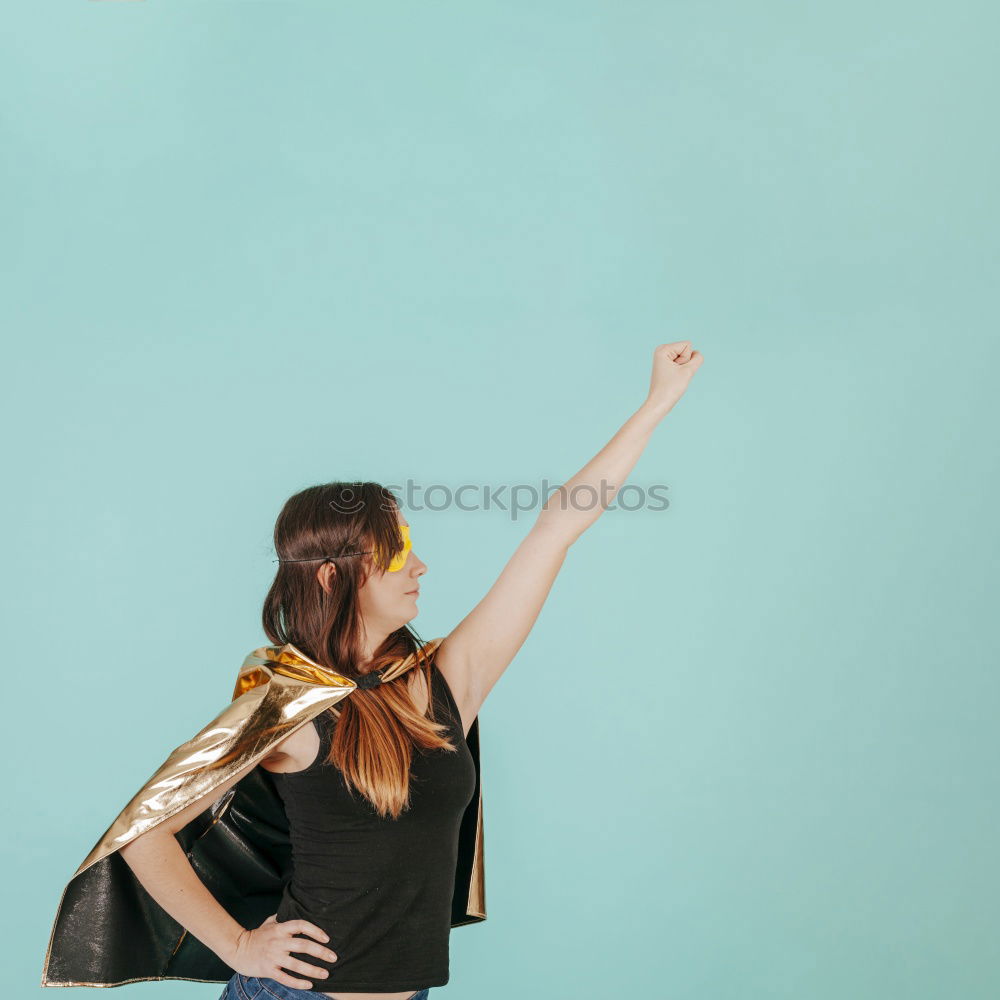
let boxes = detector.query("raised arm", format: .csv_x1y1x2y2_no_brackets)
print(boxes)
436,342,704,724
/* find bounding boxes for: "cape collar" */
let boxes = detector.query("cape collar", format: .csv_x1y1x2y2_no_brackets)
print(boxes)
235,639,435,699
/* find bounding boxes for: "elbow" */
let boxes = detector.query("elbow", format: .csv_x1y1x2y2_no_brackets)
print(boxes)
531,510,579,550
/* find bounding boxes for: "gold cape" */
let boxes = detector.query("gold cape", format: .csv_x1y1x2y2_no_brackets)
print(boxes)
40,638,486,988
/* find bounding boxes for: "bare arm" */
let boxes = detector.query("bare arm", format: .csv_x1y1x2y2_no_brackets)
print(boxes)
118,742,339,989
436,342,704,717
536,340,703,546
118,820,248,965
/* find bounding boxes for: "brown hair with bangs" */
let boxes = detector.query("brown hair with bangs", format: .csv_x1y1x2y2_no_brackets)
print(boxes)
262,481,456,819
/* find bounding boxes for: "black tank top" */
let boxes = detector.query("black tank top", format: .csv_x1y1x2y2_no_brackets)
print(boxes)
270,664,476,992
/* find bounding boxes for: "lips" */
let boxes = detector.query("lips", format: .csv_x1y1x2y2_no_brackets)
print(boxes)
406,589,420,596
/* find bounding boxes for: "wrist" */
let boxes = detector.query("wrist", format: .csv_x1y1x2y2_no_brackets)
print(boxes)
214,924,248,968
639,396,675,422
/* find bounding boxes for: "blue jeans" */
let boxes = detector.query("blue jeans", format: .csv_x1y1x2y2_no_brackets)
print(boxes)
219,973,431,1000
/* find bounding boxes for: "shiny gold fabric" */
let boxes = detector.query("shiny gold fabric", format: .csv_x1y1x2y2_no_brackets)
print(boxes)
40,638,486,987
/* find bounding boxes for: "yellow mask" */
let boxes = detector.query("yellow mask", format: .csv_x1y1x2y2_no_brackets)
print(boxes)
380,523,412,572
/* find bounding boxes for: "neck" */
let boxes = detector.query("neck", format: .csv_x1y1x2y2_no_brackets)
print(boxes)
359,622,393,666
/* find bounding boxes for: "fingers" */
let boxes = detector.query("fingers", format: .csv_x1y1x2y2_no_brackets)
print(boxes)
281,919,338,967
284,955,332,979
656,341,694,362
668,344,704,368
292,919,331,945
273,969,320,990
286,936,339,963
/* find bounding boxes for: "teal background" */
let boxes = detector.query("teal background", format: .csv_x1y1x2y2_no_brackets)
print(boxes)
5,2,998,998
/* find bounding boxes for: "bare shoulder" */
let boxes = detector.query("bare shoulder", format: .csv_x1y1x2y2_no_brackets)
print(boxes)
259,716,323,774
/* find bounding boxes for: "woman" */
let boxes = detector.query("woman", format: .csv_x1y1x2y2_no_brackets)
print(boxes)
116,342,703,1000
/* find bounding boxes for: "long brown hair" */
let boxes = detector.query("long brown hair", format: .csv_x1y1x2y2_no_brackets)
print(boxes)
262,481,456,818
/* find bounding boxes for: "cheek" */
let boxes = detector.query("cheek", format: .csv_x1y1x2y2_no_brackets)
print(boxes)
359,577,398,612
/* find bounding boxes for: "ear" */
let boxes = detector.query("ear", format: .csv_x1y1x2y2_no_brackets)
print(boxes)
316,561,336,594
